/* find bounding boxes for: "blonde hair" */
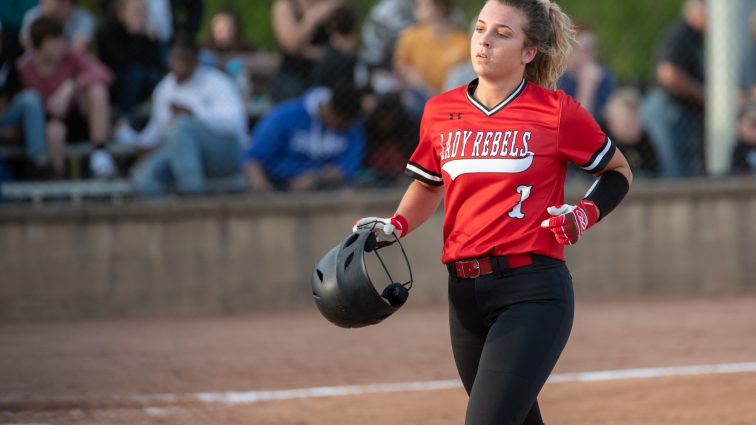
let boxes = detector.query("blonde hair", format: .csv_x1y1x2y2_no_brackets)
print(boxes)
490,0,576,89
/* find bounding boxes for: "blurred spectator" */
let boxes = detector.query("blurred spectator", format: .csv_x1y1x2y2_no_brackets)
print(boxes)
200,8,253,102
128,36,246,197
243,85,364,191
311,5,360,88
393,0,469,113
199,9,279,104
730,101,756,176
359,0,415,93
1,19,54,178
101,0,204,65
740,10,756,102
558,24,617,126
361,94,417,186
641,0,706,178
20,0,95,52
169,0,204,42
442,60,476,92
442,18,478,92
360,0,414,70
269,0,341,102
17,17,114,178
603,87,659,178
0,0,37,62
97,0,163,122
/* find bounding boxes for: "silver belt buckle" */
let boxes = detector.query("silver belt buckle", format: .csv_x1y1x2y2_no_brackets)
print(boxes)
467,258,480,278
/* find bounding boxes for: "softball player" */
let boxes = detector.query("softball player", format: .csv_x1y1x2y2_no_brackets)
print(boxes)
354,1,633,424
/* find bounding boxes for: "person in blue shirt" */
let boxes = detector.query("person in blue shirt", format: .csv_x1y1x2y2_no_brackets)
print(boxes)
243,84,365,191
557,24,616,128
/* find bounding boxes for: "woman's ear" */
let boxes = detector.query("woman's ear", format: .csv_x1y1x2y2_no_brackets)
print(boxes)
522,46,537,64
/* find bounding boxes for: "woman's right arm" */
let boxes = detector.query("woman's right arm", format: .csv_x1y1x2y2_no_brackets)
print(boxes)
395,180,445,236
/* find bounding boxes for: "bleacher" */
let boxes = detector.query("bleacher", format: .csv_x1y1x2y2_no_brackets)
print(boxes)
0,142,249,203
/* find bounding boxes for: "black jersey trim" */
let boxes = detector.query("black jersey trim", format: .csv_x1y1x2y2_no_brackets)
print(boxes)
405,162,444,186
581,137,616,173
466,78,526,117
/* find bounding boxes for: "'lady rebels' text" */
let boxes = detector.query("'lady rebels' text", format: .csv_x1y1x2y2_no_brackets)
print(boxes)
439,130,533,161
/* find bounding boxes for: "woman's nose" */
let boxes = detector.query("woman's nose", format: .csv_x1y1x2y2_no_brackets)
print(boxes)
479,34,492,48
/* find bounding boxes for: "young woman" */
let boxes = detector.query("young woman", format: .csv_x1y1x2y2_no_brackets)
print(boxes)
354,1,633,424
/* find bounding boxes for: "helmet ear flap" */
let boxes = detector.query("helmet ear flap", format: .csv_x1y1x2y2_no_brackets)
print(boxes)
381,282,409,308
364,231,378,252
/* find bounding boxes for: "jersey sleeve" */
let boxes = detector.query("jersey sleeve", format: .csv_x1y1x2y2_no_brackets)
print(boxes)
557,95,616,174
405,108,443,186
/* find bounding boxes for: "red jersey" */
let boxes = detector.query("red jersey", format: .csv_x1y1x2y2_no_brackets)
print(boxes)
406,79,615,263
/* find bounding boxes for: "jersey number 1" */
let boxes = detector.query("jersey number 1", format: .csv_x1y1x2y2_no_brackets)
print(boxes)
507,185,533,219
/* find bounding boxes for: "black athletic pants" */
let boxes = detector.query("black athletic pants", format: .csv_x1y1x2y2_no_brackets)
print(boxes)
447,255,574,425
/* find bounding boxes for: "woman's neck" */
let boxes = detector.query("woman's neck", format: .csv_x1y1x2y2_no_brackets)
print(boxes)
474,75,525,109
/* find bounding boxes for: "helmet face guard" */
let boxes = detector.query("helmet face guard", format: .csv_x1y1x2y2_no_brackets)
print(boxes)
311,229,413,328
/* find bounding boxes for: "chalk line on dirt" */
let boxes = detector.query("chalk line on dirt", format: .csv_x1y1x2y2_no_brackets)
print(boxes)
2,361,755,414
194,361,756,405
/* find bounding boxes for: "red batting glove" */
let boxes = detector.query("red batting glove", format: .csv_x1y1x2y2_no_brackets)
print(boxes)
352,213,408,244
540,200,599,245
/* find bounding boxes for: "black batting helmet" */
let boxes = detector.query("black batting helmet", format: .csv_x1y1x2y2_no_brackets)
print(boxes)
311,229,413,328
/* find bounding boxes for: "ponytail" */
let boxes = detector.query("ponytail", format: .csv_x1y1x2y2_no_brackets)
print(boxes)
529,1,575,89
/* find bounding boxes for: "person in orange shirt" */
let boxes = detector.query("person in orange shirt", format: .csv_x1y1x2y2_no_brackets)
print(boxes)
393,0,469,109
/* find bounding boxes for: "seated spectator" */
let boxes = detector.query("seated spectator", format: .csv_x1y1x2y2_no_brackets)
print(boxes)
641,0,706,178
360,0,414,71
393,0,469,114
97,0,163,122
603,87,659,178
361,94,417,186
311,4,360,88
558,23,617,126
243,84,364,191
199,9,278,103
1,19,56,178
101,0,203,66
128,36,247,197
200,9,252,95
269,0,341,102
731,101,756,176
17,17,115,178
20,0,95,52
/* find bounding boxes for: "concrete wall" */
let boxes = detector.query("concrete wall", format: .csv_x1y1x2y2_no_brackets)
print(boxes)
1,178,755,319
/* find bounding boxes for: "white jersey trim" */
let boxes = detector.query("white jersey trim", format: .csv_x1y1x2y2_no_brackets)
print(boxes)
406,163,443,183
466,79,526,117
582,137,614,173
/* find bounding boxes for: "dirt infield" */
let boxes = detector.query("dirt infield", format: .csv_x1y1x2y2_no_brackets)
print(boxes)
2,295,756,425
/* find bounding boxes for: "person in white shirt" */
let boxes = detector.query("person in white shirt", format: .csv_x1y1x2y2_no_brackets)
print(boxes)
128,36,248,196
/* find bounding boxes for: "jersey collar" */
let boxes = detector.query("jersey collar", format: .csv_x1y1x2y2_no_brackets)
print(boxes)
466,78,526,117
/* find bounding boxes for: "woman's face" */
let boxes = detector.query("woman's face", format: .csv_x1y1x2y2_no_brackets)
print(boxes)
210,13,236,48
413,0,444,24
470,1,535,82
120,0,148,32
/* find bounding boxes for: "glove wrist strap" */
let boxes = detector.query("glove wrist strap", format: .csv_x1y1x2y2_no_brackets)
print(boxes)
577,199,600,233
391,213,409,238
